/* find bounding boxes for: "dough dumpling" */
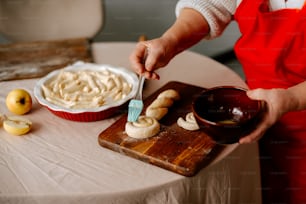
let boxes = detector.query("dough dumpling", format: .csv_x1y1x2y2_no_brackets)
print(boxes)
125,115,160,139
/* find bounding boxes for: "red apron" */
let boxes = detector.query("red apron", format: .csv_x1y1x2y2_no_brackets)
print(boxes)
234,0,306,202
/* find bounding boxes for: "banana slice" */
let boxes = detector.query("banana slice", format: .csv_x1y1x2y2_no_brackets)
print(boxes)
3,116,32,136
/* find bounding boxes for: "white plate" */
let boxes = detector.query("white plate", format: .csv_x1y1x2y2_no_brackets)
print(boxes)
34,61,138,114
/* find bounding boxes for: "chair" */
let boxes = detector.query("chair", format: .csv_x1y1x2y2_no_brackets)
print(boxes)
0,0,103,42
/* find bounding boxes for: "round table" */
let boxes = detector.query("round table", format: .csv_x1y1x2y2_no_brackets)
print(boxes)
0,42,261,204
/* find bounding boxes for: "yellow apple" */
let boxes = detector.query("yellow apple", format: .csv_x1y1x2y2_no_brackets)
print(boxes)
6,89,32,115
3,116,32,136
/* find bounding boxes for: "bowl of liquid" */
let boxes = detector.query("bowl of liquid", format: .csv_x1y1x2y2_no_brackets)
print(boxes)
192,86,266,144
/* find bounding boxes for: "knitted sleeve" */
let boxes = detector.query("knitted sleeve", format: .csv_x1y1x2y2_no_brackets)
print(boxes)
175,0,237,39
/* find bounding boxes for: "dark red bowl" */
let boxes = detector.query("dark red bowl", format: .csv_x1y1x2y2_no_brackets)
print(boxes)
192,86,266,144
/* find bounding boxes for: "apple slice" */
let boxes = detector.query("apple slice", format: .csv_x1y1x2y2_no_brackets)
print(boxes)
3,116,32,136
0,113,4,125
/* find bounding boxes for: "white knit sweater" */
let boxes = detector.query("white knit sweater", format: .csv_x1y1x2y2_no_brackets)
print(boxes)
176,0,305,39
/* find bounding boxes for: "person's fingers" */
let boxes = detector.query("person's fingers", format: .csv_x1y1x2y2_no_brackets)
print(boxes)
142,70,160,80
239,121,267,144
129,43,148,74
130,58,145,74
144,48,160,72
239,107,273,144
246,88,266,100
239,89,267,143
239,125,265,144
143,41,170,72
148,72,160,80
130,40,163,80
139,43,162,80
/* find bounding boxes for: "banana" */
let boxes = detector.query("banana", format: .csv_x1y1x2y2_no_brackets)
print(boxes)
3,116,32,136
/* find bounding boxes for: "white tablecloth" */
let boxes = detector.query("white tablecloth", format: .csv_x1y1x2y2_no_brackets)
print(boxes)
0,42,261,204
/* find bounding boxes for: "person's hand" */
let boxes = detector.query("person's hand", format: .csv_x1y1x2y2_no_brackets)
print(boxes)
239,88,296,144
129,37,177,80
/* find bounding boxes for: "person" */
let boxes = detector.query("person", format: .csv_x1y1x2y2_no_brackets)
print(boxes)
129,0,306,203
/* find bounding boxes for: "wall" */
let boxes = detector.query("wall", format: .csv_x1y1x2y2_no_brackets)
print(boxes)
0,0,241,57
94,0,241,57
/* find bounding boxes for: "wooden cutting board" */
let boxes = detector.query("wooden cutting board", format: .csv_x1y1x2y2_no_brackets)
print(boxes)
98,81,224,177
0,38,92,81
